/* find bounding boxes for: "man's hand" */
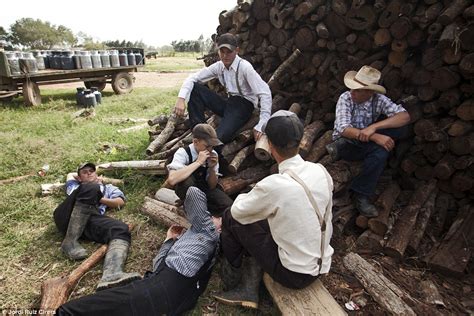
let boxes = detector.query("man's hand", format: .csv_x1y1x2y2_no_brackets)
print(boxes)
196,150,211,165
253,129,263,141
359,125,377,142
166,225,185,240
371,134,395,152
207,152,218,168
174,98,186,117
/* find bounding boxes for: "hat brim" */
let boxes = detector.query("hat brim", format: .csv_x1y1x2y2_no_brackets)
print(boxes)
78,162,96,173
218,44,236,51
207,138,223,147
344,71,386,94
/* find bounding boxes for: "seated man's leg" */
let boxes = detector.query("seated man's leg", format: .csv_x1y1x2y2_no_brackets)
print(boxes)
82,216,141,291
206,188,233,216
174,176,197,202
221,210,316,289
188,83,227,128
216,96,254,143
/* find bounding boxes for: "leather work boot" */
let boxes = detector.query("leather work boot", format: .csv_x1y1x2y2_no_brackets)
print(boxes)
220,257,242,291
214,256,262,309
61,204,91,260
325,137,348,162
96,239,141,291
353,193,379,218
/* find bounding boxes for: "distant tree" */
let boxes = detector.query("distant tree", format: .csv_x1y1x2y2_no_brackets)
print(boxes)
9,18,76,49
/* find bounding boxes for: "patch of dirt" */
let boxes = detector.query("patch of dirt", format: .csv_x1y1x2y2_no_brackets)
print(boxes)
42,71,192,90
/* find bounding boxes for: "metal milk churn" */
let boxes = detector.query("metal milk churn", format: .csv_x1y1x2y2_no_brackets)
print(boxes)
5,52,21,75
90,50,102,68
127,50,136,66
119,50,128,66
80,51,93,69
109,50,120,67
61,51,75,70
19,52,38,73
83,89,97,107
91,86,102,104
100,50,111,68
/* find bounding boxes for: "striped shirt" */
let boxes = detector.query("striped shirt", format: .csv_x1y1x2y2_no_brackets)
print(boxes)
152,187,219,277
333,91,407,140
65,180,126,215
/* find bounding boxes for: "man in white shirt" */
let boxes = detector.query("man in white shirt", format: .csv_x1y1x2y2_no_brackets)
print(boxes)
173,33,272,143
166,123,232,215
214,111,334,309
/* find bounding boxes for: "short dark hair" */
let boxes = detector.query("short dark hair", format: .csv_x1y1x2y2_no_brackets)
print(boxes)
265,111,303,158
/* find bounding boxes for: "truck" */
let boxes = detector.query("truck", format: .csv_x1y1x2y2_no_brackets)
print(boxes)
0,48,144,106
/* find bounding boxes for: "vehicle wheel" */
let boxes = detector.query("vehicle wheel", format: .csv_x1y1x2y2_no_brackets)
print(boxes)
112,72,134,95
24,81,41,106
84,80,107,91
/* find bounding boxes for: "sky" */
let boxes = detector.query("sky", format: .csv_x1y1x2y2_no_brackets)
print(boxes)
0,0,237,47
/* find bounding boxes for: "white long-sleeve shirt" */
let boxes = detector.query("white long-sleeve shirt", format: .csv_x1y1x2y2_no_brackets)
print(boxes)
178,55,272,132
231,155,334,275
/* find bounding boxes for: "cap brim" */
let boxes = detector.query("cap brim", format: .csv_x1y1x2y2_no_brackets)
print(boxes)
78,162,96,172
218,44,236,51
207,138,223,146
344,71,386,94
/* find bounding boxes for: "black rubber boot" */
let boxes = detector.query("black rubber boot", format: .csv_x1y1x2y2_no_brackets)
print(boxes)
354,193,379,218
220,257,242,291
61,204,91,260
96,239,141,291
214,256,262,309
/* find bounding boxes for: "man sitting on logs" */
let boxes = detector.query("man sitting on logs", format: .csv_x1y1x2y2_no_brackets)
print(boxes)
173,33,272,143
54,162,140,291
326,65,411,218
57,187,222,316
166,123,233,215
214,110,334,309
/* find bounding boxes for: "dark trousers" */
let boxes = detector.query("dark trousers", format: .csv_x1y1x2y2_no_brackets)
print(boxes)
221,210,318,289
54,194,131,244
175,177,233,216
57,257,214,316
188,83,254,143
337,127,403,197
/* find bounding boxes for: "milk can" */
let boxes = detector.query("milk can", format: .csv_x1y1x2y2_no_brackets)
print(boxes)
73,50,82,69
127,50,136,66
134,51,143,65
100,50,111,68
90,50,102,68
5,52,21,75
91,87,102,104
61,51,75,70
76,87,85,106
119,51,128,66
19,52,38,73
109,50,120,67
33,51,46,70
80,51,93,69
83,89,97,107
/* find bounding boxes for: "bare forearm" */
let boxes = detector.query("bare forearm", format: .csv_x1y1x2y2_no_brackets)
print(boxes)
167,162,201,186
341,127,362,140
100,197,125,209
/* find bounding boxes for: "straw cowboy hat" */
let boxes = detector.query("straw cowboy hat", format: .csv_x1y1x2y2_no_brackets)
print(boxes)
344,65,386,94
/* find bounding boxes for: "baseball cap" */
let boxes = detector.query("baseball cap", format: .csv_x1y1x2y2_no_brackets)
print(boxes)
264,110,304,148
77,162,96,173
217,33,238,51
192,124,223,147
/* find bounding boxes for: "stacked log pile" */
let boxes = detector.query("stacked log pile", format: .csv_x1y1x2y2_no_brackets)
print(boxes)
143,0,473,283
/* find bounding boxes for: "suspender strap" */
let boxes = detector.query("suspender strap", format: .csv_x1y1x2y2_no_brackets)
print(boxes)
235,59,243,96
184,145,193,164
284,166,332,274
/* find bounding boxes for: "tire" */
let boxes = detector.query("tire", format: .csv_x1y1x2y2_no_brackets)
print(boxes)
23,81,41,106
84,80,107,91
111,72,134,95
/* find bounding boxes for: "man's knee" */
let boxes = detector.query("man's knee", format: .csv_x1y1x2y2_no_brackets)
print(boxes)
109,221,131,243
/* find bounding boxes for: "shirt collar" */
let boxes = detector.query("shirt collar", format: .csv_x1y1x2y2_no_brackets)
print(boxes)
278,154,304,174
221,55,241,72
189,143,198,158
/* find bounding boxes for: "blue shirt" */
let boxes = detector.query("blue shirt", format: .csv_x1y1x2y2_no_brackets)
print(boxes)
65,180,126,215
333,91,406,140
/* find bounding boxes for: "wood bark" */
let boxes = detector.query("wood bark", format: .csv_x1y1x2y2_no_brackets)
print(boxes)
305,130,333,163
141,196,190,228
97,160,167,175
368,183,401,236
154,188,181,206
268,49,302,90
299,120,325,157
343,252,416,316
384,179,437,260
356,230,384,254
254,134,271,161
406,190,437,255
219,166,270,195
228,144,255,174
146,114,178,155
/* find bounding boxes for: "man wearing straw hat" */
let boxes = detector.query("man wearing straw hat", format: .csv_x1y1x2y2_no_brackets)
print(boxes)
326,65,410,218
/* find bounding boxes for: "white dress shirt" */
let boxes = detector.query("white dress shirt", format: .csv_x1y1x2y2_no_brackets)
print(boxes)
231,155,334,276
167,143,219,178
178,55,272,132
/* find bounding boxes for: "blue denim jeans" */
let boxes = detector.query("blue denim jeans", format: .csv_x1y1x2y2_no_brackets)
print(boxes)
188,83,254,143
337,128,404,197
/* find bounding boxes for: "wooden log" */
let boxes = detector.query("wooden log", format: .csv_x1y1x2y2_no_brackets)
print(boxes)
345,5,376,31
333,205,357,236
117,123,148,133
343,253,416,316
356,230,384,254
451,171,474,192
263,274,347,316
219,166,270,195
423,205,474,277
306,130,333,163
146,114,178,155
406,190,437,255
221,129,254,158
448,120,472,137
384,179,437,260
390,16,412,39
378,0,401,28
97,160,167,175
294,0,324,20
456,100,474,121
316,22,329,38
154,188,181,206
269,6,294,29
431,67,460,91
420,280,446,308
40,244,108,311
355,215,369,229
454,155,474,170
228,144,255,174
438,0,471,25
368,182,401,236
434,154,456,180
332,0,348,15
141,196,190,229
299,120,325,158
268,49,302,90
460,53,474,77
148,114,168,126
450,133,474,156
254,134,271,161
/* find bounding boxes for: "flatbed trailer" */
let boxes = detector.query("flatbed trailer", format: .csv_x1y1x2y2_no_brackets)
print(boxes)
0,48,144,106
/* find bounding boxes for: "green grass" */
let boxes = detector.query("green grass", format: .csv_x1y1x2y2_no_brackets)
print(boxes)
142,56,205,73
0,87,275,314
